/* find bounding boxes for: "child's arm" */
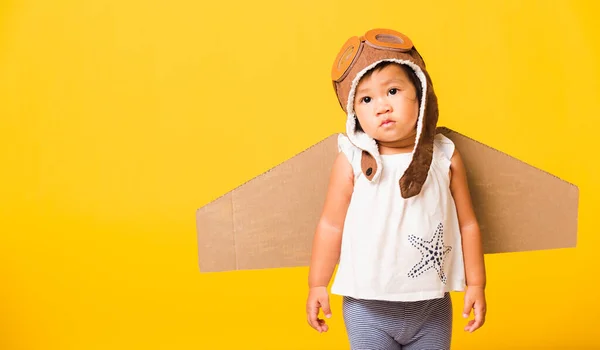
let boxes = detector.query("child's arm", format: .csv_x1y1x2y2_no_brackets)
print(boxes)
449,149,487,333
306,152,354,332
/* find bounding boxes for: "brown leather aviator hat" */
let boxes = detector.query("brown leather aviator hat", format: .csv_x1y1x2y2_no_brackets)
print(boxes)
332,28,438,199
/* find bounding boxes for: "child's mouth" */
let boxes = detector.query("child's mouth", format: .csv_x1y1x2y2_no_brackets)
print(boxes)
380,119,395,126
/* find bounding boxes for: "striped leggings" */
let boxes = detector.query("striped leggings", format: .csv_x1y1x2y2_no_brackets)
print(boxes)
342,293,452,350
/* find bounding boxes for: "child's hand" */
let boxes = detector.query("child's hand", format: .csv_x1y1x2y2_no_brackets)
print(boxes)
462,285,486,333
306,286,332,333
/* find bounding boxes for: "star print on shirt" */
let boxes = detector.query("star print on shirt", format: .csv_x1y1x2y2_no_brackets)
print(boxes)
407,223,452,284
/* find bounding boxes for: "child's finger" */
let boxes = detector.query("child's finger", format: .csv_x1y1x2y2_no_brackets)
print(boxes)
464,319,475,332
307,305,321,331
462,299,473,319
318,319,329,332
465,307,485,332
466,318,482,333
471,304,486,332
476,301,487,320
320,297,332,319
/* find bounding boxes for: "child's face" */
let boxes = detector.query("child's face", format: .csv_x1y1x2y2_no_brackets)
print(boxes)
353,64,419,145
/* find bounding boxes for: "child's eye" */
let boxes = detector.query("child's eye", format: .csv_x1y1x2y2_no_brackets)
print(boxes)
389,88,398,95
361,96,371,103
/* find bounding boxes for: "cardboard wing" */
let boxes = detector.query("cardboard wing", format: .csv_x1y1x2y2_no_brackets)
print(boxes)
196,128,579,272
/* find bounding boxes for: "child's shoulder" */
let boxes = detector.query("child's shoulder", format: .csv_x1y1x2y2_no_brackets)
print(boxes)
434,132,456,163
337,133,362,175
434,132,454,146
337,133,359,157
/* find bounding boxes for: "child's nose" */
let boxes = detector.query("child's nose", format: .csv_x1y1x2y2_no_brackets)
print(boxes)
376,101,391,115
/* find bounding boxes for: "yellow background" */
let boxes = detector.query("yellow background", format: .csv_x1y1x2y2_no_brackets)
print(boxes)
1,0,599,349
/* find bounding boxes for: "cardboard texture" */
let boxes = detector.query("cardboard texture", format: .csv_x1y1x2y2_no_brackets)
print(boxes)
196,128,579,272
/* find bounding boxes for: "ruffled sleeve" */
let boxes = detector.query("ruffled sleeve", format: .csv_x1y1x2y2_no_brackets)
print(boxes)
433,133,456,170
338,133,361,177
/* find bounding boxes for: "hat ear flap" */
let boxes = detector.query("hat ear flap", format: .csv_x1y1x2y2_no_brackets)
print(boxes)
399,74,439,199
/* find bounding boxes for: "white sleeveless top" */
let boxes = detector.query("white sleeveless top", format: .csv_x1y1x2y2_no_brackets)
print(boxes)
330,133,466,302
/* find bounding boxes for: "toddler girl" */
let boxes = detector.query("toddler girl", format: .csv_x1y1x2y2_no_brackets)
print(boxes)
306,29,487,349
